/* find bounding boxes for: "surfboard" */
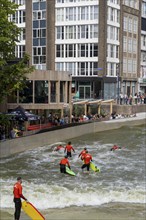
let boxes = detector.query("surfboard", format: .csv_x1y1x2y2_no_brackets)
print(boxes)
90,162,100,172
22,201,45,220
66,166,76,176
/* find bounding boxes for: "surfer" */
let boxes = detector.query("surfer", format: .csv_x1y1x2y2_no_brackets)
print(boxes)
110,145,121,151
78,147,87,160
64,141,75,157
13,177,28,220
54,144,64,151
81,150,92,172
60,155,71,173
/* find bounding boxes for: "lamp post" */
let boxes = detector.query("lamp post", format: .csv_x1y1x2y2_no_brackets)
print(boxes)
116,64,120,104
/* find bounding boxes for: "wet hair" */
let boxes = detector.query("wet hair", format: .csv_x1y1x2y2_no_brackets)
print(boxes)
65,155,68,158
68,141,71,145
86,150,88,153
17,177,22,181
84,147,87,150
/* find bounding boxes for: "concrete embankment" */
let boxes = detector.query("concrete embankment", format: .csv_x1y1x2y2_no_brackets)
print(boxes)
0,112,145,158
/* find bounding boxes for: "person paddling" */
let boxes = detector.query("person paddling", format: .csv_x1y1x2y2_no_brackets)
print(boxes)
64,141,75,157
59,155,71,173
54,144,64,151
81,150,92,172
13,177,28,220
110,145,121,151
78,147,87,160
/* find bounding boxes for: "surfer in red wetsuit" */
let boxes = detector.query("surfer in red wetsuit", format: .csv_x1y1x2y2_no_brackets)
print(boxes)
81,150,93,172
64,141,75,157
13,177,27,220
60,155,71,173
110,145,121,151
78,147,87,160
54,144,64,151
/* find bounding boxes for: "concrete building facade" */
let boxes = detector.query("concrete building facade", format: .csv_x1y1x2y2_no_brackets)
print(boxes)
9,0,146,107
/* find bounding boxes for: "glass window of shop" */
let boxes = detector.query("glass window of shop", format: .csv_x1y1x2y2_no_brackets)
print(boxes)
60,81,65,102
50,81,56,103
19,81,33,103
35,80,48,103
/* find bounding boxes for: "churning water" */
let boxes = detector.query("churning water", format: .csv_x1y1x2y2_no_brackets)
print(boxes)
0,125,145,212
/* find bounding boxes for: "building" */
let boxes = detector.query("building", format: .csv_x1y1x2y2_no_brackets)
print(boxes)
5,0,72,118
139,0,146,93
54,0,144,99
9,0,146,105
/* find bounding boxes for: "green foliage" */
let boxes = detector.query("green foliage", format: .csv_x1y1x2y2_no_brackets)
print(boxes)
0,113,10,127
0,0,34,103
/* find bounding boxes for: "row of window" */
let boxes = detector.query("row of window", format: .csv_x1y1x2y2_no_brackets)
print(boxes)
107,26,119,41
56,6,98,22
56,0,98,3
56,43,98,58
142,1,146,17
56,24,98,40
15,45,25,58
141,35,146,47
123,0,139,10
56,62,98,76
123,36,137,53
12,0,25,5
11,10,25,24
123,15,138,34
11,80,68,104
33,11,46,20
108,0,120,4
123,58,137,73
107,7,120,23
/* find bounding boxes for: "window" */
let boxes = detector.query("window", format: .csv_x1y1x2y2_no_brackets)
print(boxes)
56,26,64,40
56,44,64,58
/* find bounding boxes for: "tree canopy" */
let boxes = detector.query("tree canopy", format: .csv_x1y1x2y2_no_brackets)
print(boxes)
0,0,34,104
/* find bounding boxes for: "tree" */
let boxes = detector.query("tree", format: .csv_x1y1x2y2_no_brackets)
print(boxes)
0,0,34,103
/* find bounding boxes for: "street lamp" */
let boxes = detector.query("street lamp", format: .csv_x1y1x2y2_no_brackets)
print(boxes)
116,64,120,104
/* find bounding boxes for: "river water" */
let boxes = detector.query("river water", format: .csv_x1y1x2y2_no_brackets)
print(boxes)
0,124,146,220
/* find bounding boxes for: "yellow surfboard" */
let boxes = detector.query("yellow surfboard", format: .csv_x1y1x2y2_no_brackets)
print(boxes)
22,201,45,220
90,162,100,172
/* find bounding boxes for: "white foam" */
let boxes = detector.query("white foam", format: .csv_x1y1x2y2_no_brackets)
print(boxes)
0,181,145,209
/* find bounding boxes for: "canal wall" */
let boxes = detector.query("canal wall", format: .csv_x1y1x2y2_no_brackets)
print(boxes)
0,112,145,158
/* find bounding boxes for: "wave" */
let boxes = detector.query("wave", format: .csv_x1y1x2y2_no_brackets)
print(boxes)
0,181,145,209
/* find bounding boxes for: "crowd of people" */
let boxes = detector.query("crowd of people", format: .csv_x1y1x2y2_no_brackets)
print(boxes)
119,92,146,105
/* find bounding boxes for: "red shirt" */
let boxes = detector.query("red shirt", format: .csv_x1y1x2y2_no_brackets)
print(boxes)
60,158,70,167
112,145,119,150
13,182,26,200
83,153,92,164
65,145,75,152
79,150,86,159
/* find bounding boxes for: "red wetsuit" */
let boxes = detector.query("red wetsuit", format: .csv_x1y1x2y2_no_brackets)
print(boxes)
83,153,92,164
64,144,75,157
79,149,86,160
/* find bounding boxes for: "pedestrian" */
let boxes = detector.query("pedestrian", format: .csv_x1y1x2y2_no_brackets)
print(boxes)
78,147,87,160
13,177,28,220
59,155,71,173
81,150,92,172
64,141,75,157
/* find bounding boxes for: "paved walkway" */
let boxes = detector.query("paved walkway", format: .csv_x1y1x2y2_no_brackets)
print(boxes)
105,112,146,123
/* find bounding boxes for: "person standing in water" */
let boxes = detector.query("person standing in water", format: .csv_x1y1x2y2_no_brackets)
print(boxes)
64,141,75,157
59,155,71,173
78,147,87,160
81,150,92,172
13,177,28,220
